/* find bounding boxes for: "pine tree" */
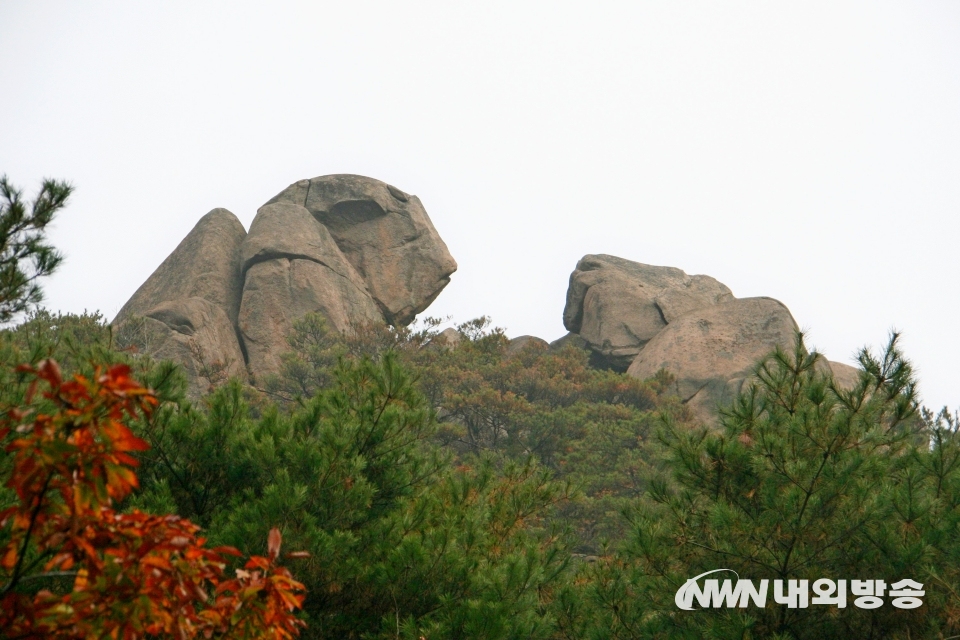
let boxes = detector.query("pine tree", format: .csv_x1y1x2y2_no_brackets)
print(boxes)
571,332,960,639
0,176,72,323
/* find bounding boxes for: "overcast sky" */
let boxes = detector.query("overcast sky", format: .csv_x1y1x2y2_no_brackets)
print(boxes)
2,2,958,410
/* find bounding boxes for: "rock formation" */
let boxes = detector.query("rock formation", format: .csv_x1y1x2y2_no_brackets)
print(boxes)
436,327,463,347
563,255,733,370
561,254,858,423
237,201,384,378
113,209,248,396
115,208,247,327
266,175,457,326
115,175,855,421
827,360,860,391
113,175,456,392
131,298,248,395
626,297,799,420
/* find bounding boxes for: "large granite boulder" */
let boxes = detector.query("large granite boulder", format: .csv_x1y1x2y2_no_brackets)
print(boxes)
626,297,798,423
563,255,734,370
266,175,457,326
135,298,247,396
238,202,384,380
112,209,248,396
113,176,457,392
114,208,246,325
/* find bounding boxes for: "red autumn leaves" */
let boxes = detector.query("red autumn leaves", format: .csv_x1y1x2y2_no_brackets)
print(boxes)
0,360,307,639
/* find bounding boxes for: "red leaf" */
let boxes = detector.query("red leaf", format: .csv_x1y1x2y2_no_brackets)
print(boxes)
267,528,282,560
24,379,38,404
37,359,62,388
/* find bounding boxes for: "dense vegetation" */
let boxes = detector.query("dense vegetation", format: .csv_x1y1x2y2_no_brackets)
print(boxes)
2,309,959,639
2,176,959,638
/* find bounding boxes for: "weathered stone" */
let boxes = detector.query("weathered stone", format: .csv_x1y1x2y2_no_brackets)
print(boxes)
238,202,383,380
626,297,798,423
266,174,457,326
549,332,590,352
563,255,733,371
112,209,248,393
135,297,247,398
436,327,462,347
507,335,549,356
828,360,860,391
241,202,371,286
114,208,246,326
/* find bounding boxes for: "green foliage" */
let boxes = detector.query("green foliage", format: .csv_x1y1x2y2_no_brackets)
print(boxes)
0,309,187,407
134,352,575,639
0,312,189,569
7,304,958,638
564,333,960,639
265,314,685,552
0,176,72,323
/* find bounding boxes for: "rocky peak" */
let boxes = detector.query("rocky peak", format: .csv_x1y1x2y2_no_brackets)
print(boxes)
561,254,857,423
113,175,456,392
562,254,733,370
267,174,457,326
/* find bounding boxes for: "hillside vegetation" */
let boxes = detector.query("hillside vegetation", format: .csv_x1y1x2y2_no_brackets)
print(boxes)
2,310,959,639
2,176,959,638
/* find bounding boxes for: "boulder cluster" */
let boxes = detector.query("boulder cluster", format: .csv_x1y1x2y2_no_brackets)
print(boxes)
113,175,456,394
555,254,858,421
115,174,855,421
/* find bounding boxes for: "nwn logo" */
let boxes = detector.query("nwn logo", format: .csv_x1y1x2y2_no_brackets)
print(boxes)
675,570,767,610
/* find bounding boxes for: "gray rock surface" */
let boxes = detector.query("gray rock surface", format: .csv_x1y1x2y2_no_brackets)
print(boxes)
114,208,247,326
436,327,463,347
137,297,247,398
563,255,733,370
114,177,457,392
828,360,860,391
112,209,248,395
266,174,457,326
626,297,798,423
549,332,590,352
238,202,383,380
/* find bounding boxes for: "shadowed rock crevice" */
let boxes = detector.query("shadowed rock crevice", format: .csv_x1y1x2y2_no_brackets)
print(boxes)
322,199,388,231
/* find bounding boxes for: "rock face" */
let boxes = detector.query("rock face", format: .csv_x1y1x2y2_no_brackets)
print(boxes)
828,360,860,391
626,297,799,420
549,332,590,352
559,254,865,423
436,327,462,347
266,175,457,326
113,176,455,393
113,209,248,396
115,208,247,326
563,255,733,370
238,202,384,379
137,298,247,395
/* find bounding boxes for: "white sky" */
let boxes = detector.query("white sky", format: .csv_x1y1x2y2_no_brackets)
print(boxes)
1,2,958,411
